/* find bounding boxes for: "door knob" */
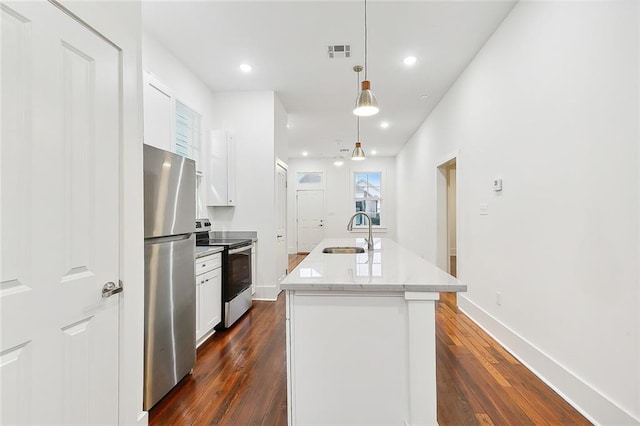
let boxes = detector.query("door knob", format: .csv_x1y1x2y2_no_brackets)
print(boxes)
102,281,123,298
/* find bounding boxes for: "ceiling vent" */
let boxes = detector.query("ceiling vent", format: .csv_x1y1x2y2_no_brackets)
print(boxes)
328,45,351,59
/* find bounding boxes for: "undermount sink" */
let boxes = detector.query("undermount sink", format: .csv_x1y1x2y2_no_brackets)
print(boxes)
322,246,366,254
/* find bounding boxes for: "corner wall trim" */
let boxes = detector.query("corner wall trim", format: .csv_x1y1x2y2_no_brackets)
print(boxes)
254,285,280,301
137,411,148,426
457,295,640,426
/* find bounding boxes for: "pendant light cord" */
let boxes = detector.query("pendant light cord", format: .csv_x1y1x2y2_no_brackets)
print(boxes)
356,68,361,140
364,0,368,80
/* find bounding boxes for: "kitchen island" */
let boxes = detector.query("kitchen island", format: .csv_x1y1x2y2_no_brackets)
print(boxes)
281,238,466,426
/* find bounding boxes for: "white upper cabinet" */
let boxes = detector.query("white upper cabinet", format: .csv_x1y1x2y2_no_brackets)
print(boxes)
143,72,174,152
142,72,202,173
207,130,236,206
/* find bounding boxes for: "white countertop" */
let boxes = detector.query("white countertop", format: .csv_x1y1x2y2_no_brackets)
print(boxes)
281,238,466,293
195,246,224,259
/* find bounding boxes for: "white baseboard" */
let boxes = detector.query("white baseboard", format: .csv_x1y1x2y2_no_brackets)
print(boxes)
253,285,280,301
137,411,148,426
196,328,216,348
458,295,640,426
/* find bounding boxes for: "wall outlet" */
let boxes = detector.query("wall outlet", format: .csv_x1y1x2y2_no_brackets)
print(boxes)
480,203,489,215
496,292,502,306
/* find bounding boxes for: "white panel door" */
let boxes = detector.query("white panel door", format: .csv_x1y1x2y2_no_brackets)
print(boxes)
276,164,288,282
0,2,121,424
296,190,324,253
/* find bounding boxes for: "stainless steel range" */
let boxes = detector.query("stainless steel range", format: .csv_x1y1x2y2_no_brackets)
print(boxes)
195,219,253,328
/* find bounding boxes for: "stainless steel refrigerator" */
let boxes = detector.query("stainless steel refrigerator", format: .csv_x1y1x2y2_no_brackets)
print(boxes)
143,144,196,410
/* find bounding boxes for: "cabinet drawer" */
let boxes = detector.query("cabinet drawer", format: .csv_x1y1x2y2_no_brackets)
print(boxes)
196,253,222,275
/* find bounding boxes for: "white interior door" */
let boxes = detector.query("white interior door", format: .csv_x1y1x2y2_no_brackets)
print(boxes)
1,2,121,424
296,190,324,253
276,164,288,282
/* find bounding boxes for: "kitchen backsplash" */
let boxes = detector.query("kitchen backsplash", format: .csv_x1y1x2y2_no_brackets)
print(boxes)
209,231,257,241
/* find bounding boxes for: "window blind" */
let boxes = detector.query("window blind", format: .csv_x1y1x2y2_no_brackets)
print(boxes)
175,101,200,158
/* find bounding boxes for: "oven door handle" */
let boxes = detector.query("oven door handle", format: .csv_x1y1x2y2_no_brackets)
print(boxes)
229,245,251,255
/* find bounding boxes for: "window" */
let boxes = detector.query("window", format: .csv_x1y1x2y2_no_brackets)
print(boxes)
296,172,323,185
354,172,382,226
175,100,201,160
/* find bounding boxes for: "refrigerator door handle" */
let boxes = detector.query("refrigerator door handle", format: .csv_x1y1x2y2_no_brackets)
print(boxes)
144,233,193,244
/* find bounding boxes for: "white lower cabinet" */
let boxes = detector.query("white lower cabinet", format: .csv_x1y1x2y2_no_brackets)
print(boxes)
285,290,439,425
195,252,222,346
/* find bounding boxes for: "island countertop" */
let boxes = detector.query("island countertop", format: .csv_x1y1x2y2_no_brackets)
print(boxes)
281,237,466,293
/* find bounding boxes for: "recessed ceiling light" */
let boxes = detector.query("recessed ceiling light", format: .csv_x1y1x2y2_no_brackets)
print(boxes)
239,63,252,73
380,121,389,129
333,159,344,167
371,150,377,155
403,56,417,66
302,151,308,157
419,94,430,101
286,123,292,129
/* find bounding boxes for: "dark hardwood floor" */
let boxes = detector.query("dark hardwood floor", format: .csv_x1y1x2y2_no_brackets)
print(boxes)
149,254,591,426
287,253,307,271
435,296,590,425
149,296,288,425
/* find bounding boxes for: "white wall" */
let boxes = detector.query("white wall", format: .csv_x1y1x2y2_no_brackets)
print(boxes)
638,1,640,417
275,95,288,164
396,1,639,424
142,33,216,219
141,36,288,299
287,157,396,253
61,1,146,425
208,91,286,300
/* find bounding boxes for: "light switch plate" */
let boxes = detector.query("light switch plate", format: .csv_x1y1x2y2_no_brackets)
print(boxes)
493,178,502,192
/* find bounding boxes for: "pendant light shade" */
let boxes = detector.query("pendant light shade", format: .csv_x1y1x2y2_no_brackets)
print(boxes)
353,0,379,117
351,142,366,160
353,80,379,116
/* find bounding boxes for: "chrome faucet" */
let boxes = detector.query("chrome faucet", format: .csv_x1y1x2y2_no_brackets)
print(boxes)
346,212,374,250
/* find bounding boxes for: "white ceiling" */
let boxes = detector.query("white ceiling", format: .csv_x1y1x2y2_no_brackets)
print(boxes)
142,1,517,159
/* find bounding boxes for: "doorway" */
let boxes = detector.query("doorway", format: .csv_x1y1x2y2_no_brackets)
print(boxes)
296,190,324,253
276,163,288,285
437,157,457,308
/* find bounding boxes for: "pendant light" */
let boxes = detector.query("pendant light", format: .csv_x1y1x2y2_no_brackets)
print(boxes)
352,140,365,160
352,66,366,160
353,0,379,117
